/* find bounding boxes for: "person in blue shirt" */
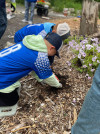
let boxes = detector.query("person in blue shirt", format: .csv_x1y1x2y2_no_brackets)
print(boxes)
0,0,7,40
22,0,37,24
14,22,70,64
0,32,62,117
14,22,70,43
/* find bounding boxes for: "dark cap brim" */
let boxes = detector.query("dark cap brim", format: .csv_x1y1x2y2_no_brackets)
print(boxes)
56,51,60,58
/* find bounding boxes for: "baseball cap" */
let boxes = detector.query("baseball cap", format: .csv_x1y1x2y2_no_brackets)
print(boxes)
45,32,62,57
57,22,70,40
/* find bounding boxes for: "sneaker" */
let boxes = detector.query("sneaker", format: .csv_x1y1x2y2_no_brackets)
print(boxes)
28,21,32,24
22,19,28,23
0,87,21,117
7,14,15,20
0,104,18,117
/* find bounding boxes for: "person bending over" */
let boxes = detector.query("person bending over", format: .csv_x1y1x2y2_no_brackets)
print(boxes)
0,32,62,117
14,22,70,64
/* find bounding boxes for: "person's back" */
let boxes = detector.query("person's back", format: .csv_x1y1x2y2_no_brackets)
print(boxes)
0,35,52,89
0,42,37,89
14,23,45,43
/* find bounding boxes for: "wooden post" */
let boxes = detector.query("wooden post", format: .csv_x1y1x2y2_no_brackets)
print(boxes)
80,0,99,35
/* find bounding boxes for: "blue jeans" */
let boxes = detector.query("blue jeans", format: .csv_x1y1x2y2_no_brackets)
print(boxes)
25,0,36,22
71,64,100,134
0,7,7,39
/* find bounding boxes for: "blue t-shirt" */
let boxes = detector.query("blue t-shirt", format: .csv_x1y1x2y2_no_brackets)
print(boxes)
14,24,45,43
14,23,55,43
0,42,52,89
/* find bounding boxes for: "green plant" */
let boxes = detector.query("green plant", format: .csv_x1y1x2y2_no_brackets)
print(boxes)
66,36,100,79
50,0,82,12
16,0,24,5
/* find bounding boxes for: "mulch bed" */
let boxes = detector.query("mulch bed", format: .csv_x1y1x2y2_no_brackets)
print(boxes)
0,9,94,134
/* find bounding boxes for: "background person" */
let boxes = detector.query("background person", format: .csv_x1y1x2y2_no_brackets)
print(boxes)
22,0,37,24
10,0,16,16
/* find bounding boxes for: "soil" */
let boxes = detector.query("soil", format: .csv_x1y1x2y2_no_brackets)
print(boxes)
0,6,93,134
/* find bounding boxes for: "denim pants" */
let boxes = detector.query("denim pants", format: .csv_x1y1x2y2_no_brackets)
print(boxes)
25,0,36,22
71,64,100,134
0,7,7,39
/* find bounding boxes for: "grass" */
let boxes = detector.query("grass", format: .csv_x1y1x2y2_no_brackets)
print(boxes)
53,0,82,12
16,0,24,5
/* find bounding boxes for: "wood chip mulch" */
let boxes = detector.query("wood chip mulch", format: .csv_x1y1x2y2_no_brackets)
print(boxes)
0,13,96,134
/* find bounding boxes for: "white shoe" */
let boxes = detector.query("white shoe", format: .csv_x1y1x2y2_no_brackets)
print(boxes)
0,87,21,117
0,104,18,117
22,19,28,23
7,14,15,20
28,21,32,24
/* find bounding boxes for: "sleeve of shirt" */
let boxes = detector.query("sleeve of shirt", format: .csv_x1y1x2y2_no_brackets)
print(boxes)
32,52,62,88
31,71,43,82
34,52,53,79
31,71,62,88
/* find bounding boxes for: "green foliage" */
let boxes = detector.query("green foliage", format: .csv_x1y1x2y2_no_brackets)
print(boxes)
74,0,83,2
66,36,100,79
16,0,24,5
51,0,82,12
74,0,100,2
16,0,82,12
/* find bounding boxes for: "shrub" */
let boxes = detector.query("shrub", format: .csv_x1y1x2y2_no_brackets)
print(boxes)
16,0,24,5
65,36,100,79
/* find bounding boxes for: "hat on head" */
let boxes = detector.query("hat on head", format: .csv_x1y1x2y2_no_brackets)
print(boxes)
57,22,70,40
45,32,62,57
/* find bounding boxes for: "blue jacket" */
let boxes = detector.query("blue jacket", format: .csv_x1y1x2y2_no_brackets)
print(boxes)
26,0,37,2
14,22,55,43
0,0,6,7
0,38,52,89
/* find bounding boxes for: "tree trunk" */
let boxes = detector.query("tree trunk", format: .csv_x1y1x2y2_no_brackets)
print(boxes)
80,0,99,35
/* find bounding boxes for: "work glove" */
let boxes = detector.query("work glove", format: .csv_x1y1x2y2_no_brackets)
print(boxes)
56,83,62,88
43,73,63,88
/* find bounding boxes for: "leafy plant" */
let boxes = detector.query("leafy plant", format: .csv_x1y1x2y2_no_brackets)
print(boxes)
66,36,100,79
50,0,82,12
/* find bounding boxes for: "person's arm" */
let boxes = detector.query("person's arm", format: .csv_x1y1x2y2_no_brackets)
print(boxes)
43,73,62,88
31,71,43,82
31,71,62,88
30,51,62,88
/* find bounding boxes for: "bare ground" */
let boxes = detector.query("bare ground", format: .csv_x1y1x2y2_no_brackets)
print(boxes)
0,7,93,134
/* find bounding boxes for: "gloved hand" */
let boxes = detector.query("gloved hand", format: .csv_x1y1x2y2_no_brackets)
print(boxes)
56,83,62,88
40,80,46,85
